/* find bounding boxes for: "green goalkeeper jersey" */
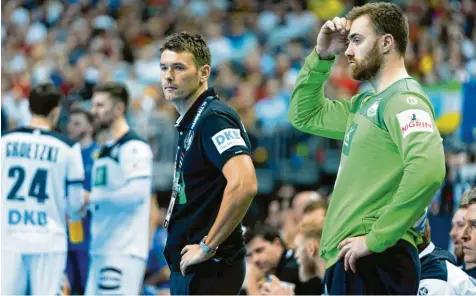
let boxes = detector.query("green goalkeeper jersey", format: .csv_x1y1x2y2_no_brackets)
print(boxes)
288,50,446,269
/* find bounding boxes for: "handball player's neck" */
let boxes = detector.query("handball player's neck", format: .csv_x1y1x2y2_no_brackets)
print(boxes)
370,55,409,93
106,117,130,143
30,115,53,130
175,83,208,116
79,134,93,149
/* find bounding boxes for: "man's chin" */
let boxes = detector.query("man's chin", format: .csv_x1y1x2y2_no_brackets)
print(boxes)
464,253,476,264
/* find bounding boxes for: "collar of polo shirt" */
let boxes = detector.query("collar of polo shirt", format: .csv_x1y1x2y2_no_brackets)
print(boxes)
175,88,217,129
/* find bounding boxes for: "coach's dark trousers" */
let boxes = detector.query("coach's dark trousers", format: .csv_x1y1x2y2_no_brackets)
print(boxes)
324,240,421,295
170,256,245,295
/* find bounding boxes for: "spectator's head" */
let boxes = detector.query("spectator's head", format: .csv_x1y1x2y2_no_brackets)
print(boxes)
67,107,94,142
294,220,323,282
462,188,476,264
450,191,472,262
302,199,328,227
160,31,211,105
345,2,409,81
91,82,129,131
244,223,286,274
28,83,62,124
292,191,323,223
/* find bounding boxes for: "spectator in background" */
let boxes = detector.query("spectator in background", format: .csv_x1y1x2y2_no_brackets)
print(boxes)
301,199,328,226
418,220,476,295
450,203,469,268
462,187,476,278
260,220,326,295
65,107,100,295
282,191,323,248
244,223,321,295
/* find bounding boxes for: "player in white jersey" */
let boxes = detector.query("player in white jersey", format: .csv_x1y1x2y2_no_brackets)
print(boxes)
84,82,153,295
1,84,85,295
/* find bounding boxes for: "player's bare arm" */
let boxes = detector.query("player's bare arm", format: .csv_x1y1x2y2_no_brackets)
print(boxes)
179,154,258,276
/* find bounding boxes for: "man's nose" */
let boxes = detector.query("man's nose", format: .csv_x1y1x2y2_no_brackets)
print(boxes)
345,44,353,58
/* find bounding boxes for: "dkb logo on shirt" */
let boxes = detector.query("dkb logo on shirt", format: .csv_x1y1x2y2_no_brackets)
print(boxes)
212,128,246,154
94,166,107,187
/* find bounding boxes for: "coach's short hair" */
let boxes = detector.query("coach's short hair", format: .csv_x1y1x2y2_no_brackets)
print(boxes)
244,222,285,247
346,2,409,56
160,31,211,67
94,82,129,114
29,83,62,117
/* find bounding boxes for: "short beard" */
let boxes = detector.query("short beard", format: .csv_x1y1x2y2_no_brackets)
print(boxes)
351,40,383,81
95,120,113,133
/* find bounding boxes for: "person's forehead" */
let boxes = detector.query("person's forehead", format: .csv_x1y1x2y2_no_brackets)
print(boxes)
465,204,476,219
70,113,87,122
160,49,195,65
349,15,375,37
247,236,267,249
453,208,467,222
92,92,112,103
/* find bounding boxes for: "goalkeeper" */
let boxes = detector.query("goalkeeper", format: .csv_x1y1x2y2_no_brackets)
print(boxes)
288,2,445,294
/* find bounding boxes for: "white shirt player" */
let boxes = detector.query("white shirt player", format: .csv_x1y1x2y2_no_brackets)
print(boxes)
419,242,476,295
89,130,153,260
1,127,85,253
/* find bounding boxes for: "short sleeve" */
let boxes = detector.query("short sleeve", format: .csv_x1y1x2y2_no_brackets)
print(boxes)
67,143,85,186
119,140,153,181
200,113,251,171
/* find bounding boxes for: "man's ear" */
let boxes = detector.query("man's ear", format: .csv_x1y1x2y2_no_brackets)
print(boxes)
306,240,318,257
115,101,127,116
199,64,211,83
381,34,394,54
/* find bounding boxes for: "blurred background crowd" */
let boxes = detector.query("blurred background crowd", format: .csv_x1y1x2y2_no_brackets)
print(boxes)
2,0,476,294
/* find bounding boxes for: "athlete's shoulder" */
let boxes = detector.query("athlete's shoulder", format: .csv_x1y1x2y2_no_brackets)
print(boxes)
118,131,152,160
386,78,431,106
1,127,75,147
117,130,148,146
207,98,240,116
446,261,476,293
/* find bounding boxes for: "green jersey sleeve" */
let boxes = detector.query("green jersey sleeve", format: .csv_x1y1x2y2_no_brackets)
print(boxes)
365,93,446,253
288,49,352,140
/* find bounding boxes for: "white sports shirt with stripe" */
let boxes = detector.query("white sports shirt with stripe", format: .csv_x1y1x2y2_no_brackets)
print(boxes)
1,127,85,253
89,130,152,260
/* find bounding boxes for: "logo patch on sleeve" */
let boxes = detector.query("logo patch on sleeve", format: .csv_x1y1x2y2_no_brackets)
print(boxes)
396,109,434,138
212,128,246,154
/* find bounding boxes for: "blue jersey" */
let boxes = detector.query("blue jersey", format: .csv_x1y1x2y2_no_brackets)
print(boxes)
68,142,100,251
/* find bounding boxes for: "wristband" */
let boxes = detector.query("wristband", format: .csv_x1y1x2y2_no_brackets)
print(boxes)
200,236,218,255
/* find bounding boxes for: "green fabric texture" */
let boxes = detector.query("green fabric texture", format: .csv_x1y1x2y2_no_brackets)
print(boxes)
288,49,446,269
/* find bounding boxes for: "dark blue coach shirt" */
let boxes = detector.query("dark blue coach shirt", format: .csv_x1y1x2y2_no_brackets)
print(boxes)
164,88,252,273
